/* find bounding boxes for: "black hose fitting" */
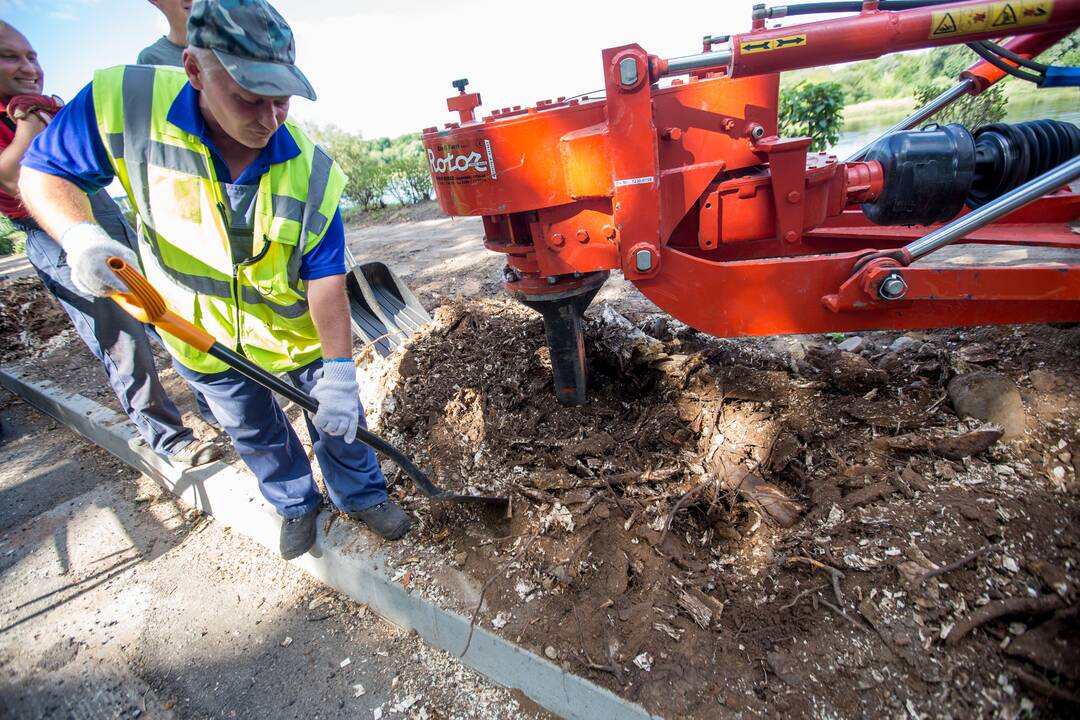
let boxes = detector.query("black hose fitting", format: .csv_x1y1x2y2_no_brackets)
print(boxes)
861,118,1080,225
861,123,975,226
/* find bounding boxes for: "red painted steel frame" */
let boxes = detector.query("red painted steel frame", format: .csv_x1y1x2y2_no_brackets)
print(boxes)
723,0,1080,79
423,0,1080,340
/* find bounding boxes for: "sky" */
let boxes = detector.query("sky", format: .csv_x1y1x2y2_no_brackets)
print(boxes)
0,0,766,139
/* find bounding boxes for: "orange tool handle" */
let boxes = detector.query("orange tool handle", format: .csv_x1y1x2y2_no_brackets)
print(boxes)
106,257,217,353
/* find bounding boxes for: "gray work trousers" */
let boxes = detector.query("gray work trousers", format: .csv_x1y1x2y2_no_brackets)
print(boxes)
17,192,194,454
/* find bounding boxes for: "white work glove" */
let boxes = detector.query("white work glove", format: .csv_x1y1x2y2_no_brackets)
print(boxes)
59,222,139,297
309,360,360,443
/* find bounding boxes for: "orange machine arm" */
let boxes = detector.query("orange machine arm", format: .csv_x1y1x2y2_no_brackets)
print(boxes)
727,0,1078,78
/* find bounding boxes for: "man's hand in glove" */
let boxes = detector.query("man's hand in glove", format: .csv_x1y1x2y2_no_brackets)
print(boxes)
310,359,359,443
6,94,64,124
59,223,139,297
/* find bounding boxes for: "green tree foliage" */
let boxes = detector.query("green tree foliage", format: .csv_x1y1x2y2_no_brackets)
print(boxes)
778,81,846,151
1037,28,1080,66
305,124,432,212
386,156,434,206
782,29,1079,104
912,83,1007,128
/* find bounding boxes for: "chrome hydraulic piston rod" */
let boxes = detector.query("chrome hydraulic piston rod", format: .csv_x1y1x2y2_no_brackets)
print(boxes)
904,154,1080,261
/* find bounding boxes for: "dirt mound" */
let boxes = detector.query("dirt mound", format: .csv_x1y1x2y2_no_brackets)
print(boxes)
6,245,1077,717
373,302,1080,718
0,276,72,362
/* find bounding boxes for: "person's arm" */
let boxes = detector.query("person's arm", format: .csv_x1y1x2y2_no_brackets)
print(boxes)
17,166,95,236
306,273,360,441
306,273,352,359
299,208,350,357
0,114,47,196
16,83,134,296
302,209,360,441
20,165,137,295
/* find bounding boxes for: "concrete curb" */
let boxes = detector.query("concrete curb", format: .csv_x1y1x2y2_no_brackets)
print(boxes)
0,364,658,720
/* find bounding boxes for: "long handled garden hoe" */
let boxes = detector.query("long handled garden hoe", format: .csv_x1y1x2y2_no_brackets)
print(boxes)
106,256,507,508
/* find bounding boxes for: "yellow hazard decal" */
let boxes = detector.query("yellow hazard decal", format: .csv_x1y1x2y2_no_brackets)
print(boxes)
740,34,807,54
929,0,1052,39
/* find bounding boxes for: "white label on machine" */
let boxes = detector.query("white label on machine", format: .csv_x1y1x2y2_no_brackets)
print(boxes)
484,139,497,180
614,175,655,188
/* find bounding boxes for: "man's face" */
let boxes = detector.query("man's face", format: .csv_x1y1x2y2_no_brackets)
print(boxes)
187,53,289,149
150,0,192,31
0,26,43,100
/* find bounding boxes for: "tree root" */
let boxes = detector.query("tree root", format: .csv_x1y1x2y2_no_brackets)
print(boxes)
946,595,1066,644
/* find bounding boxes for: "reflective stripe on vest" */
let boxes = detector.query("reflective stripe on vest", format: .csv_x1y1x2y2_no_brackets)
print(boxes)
91,64,347,373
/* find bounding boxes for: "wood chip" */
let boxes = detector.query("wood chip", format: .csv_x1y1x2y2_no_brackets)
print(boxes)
843,482,896,508
673,580,723,629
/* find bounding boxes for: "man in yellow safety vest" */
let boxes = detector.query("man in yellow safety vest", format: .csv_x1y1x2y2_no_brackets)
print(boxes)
18,0,411,559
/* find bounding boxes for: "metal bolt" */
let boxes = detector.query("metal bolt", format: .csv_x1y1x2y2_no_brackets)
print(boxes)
784,230,798,243
786,191,801,204
879,272,908,301
549,232,565,248
602,224,617,240
750,124,766,140
634,249,654,272
576,229,590,244
546,276,559,286
662,127,683,141
619,57,639,87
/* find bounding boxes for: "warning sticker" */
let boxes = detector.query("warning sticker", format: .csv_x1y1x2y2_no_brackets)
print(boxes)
740,34,807,55
929,1,1052,38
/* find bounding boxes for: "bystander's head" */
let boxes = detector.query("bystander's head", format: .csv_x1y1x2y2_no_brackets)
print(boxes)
0,22,43,101
149,0,192,42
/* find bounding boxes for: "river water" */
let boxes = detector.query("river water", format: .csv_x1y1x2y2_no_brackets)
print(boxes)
830,91,1079,158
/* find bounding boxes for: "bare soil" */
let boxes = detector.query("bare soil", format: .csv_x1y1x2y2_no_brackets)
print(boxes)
0,276,73,363
3,219,1078,719
367,301,1080,719
0,390,551,720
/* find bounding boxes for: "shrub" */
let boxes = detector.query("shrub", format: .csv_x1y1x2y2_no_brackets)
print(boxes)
306,124,431,210
912,83,1007,129
778,81,846,151
0,213,26,256
386,155,433,206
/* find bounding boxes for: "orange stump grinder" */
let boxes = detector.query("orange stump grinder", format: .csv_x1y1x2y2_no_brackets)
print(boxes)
422,0,1080,405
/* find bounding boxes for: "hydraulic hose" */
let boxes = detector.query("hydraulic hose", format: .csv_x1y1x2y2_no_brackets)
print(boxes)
761,1,970,18
966,41,1045,84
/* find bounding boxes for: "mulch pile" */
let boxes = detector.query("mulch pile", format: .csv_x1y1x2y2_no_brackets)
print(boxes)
0,276,71,362
372,300,1080,718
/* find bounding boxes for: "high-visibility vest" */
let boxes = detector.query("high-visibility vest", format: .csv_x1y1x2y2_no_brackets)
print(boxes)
91,65,346,374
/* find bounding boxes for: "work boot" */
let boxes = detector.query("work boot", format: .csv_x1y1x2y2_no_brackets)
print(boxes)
348,500,411,540
279,510,318,560
170,439,223,467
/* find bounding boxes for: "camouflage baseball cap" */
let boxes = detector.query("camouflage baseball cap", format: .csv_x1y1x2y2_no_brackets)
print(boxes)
187,0,316,100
